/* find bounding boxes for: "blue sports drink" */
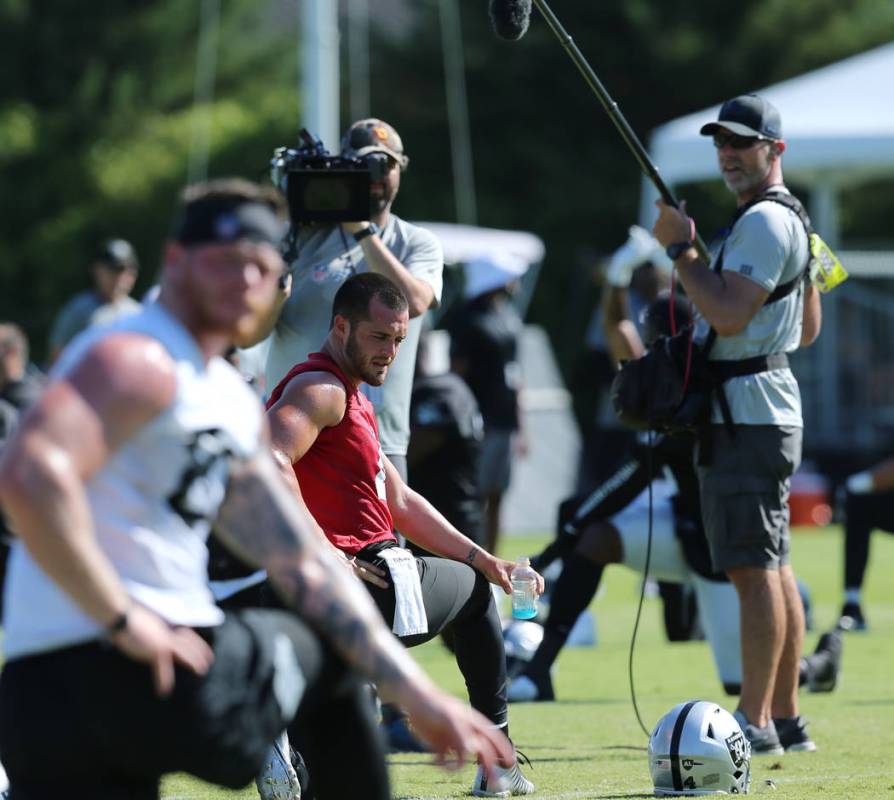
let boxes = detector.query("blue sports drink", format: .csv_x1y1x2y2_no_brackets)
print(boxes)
511,556,538,620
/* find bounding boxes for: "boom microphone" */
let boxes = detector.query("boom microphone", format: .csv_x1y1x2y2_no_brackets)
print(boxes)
489,0,532,40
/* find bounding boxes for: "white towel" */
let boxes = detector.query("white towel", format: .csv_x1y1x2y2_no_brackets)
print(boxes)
378,547,428,637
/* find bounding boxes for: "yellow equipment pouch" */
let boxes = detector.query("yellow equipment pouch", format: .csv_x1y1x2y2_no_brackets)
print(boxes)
809,233,848,293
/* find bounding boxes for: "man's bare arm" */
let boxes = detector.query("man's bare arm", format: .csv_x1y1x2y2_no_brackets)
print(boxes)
800,282,822,346
265,371,390,587
653,199,770,336
601,284,645,366
382,457,544,597
213,449,429,698
341,225,435,317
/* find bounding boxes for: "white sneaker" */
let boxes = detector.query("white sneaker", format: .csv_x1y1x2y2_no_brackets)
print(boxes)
471,759,535,797
255,732,301,800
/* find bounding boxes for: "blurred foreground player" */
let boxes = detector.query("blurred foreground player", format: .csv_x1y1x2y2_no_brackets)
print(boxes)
0,180,512,800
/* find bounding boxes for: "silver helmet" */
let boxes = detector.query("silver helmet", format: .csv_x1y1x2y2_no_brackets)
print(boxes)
649,700,751,796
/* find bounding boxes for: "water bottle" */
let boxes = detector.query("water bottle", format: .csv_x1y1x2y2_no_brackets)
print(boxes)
511,556,538,619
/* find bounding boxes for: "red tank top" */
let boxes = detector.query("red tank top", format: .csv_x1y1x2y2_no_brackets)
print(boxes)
266,352,396,555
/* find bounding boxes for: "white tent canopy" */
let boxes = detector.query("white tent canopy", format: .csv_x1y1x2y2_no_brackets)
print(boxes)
412,221,546,266
638,42,894,245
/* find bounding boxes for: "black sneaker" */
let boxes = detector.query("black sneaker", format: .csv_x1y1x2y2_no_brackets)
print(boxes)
837,601,867,632
733,710,785,756
774,715,816,752
806,629,843,692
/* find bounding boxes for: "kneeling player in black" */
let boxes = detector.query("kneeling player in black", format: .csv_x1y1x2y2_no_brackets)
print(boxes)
838,457,894,631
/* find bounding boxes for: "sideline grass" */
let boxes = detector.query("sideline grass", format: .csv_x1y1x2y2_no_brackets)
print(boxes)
163,525,894,799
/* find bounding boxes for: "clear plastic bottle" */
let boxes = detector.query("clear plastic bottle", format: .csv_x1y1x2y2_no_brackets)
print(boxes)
511,556,538,619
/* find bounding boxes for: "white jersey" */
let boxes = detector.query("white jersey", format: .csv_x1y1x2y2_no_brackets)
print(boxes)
3,303,263,660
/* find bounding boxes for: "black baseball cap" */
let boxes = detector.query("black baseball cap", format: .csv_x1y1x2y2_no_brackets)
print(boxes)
699,94,782,140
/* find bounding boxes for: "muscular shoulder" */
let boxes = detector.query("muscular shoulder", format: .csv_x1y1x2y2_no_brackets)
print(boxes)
274,370,348,429
69,333,177,417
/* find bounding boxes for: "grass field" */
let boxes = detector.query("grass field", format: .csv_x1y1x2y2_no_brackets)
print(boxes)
163,525,894,799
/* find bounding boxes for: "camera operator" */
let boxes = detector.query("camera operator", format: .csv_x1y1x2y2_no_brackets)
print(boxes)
246,118,443,485
653,94,822,755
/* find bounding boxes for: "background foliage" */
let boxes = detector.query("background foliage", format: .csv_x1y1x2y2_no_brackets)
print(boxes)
2,0,893,369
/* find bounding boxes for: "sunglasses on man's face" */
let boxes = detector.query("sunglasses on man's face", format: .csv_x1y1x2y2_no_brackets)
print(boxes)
712,132,771,150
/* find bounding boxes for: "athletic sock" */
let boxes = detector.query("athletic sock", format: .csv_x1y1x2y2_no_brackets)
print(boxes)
526,552,603,677
844,588,861,605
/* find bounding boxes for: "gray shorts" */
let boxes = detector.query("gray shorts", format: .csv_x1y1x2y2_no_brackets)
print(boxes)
696,425,802,572
478,429,513,494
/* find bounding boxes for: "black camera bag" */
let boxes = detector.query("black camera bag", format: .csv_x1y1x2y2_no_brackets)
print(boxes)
610,324,715,434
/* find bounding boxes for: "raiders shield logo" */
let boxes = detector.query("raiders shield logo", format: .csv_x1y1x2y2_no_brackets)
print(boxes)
725,730,749,768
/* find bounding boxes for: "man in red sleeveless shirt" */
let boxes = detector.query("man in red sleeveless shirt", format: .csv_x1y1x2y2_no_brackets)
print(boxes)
266,272,542,797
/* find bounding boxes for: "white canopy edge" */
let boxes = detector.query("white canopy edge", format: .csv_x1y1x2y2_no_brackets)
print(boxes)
412,221,546,266
638,42,894,233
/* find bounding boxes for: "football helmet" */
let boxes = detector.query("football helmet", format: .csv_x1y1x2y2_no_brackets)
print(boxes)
649,700,751,796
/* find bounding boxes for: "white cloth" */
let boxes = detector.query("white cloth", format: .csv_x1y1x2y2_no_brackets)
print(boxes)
378,547,428,637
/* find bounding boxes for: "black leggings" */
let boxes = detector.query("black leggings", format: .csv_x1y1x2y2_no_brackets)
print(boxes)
361,549,508,727
844,489,894,589
0,611,388,800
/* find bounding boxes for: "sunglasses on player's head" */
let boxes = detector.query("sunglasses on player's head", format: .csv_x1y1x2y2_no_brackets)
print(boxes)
712,131,772,150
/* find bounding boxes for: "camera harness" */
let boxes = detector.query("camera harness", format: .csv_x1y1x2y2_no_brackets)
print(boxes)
699,185,814,450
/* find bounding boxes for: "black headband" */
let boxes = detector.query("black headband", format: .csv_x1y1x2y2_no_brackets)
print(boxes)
175,200,285,248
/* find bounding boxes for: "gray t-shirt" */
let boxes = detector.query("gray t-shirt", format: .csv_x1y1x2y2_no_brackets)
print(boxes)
706,193,809,427
48,291,142,354
265,215,443,456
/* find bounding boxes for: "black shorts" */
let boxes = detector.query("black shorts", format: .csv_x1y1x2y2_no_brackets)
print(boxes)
0,610,322,800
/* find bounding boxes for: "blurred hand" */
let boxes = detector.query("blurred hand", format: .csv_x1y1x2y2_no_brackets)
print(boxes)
401,687,514,775
110,604,214,697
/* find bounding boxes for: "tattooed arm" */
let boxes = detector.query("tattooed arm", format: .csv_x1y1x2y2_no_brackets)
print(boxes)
214,446,415,694
213,445,513,771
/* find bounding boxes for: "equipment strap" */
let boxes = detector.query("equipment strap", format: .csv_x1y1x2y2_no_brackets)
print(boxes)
709,352,789,382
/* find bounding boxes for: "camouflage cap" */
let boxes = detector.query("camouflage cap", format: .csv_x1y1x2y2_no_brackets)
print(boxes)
341,118,409,169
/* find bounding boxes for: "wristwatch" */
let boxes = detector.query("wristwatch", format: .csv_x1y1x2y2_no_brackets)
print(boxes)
353,222,381,242
665,240,694,261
